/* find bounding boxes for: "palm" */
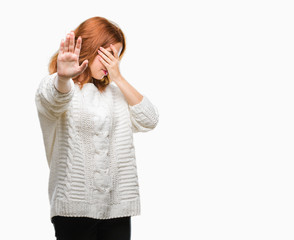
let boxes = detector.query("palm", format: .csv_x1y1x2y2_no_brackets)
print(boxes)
57,31,88,79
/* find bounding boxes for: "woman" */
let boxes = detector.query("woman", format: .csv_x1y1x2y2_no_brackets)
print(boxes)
35,16,159,240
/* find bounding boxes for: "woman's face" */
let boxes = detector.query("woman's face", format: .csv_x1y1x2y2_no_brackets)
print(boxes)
90,42,123,82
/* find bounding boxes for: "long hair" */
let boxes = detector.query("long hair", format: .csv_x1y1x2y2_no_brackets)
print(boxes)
48,16,126,92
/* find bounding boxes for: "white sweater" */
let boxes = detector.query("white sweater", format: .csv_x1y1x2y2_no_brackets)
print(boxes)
35,72,159,221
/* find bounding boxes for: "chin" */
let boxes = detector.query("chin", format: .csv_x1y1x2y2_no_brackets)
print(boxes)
93,75,104,80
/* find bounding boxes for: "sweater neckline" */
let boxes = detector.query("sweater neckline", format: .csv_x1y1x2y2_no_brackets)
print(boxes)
75,82,114,99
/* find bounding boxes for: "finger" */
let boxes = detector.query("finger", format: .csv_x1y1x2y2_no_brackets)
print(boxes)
69,31,75,53
99,47,114,61
64,33,70,52
78,59,89,73
110,44,118,58
98,49,111,64
98,55,110,67
59,38,65,54
74,36,82,57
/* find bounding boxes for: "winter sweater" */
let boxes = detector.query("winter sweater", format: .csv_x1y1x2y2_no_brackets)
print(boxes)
34,72,159,221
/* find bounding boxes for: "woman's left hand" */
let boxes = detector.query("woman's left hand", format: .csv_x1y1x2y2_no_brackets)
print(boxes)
98,44,122,82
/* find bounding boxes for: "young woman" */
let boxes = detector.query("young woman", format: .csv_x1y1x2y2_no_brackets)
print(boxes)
35,16,159,240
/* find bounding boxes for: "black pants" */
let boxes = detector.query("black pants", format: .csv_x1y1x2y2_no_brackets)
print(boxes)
51,215,131,240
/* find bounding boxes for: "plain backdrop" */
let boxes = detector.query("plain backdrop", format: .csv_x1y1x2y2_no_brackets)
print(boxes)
0,0,293,239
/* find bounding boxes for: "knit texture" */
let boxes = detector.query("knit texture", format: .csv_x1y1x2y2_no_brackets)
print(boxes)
35,72,159,221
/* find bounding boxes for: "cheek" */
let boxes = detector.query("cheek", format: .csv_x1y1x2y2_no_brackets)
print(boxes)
91,57,103,70
96,56,104,66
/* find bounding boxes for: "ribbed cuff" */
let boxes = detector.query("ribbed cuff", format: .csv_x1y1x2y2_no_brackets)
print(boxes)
129,95,159,125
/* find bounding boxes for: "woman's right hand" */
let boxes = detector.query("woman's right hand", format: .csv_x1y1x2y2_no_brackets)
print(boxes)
57,31,88,80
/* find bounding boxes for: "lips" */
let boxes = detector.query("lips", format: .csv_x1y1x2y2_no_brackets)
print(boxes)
102,69,108,75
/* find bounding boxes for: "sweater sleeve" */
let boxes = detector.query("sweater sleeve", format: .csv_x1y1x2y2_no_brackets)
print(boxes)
35,72,75,120
128,94,159,133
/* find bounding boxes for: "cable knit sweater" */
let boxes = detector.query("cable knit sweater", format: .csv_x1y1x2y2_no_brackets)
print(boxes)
34,72,159,221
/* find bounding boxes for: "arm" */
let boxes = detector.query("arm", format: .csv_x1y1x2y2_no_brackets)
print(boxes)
54,74,72,93
35,72,75,120
128,94,159,133
114,76,159,133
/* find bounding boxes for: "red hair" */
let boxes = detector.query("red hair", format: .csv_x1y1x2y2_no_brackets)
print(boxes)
48,16,126,92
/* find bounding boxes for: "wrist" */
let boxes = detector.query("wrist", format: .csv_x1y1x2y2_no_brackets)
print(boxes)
113,74,124,83
57,74,70,82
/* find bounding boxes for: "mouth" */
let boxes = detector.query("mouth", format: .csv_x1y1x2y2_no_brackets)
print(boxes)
102,69,108,75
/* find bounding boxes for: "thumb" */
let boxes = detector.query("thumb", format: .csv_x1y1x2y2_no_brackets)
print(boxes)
78,60,89,74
